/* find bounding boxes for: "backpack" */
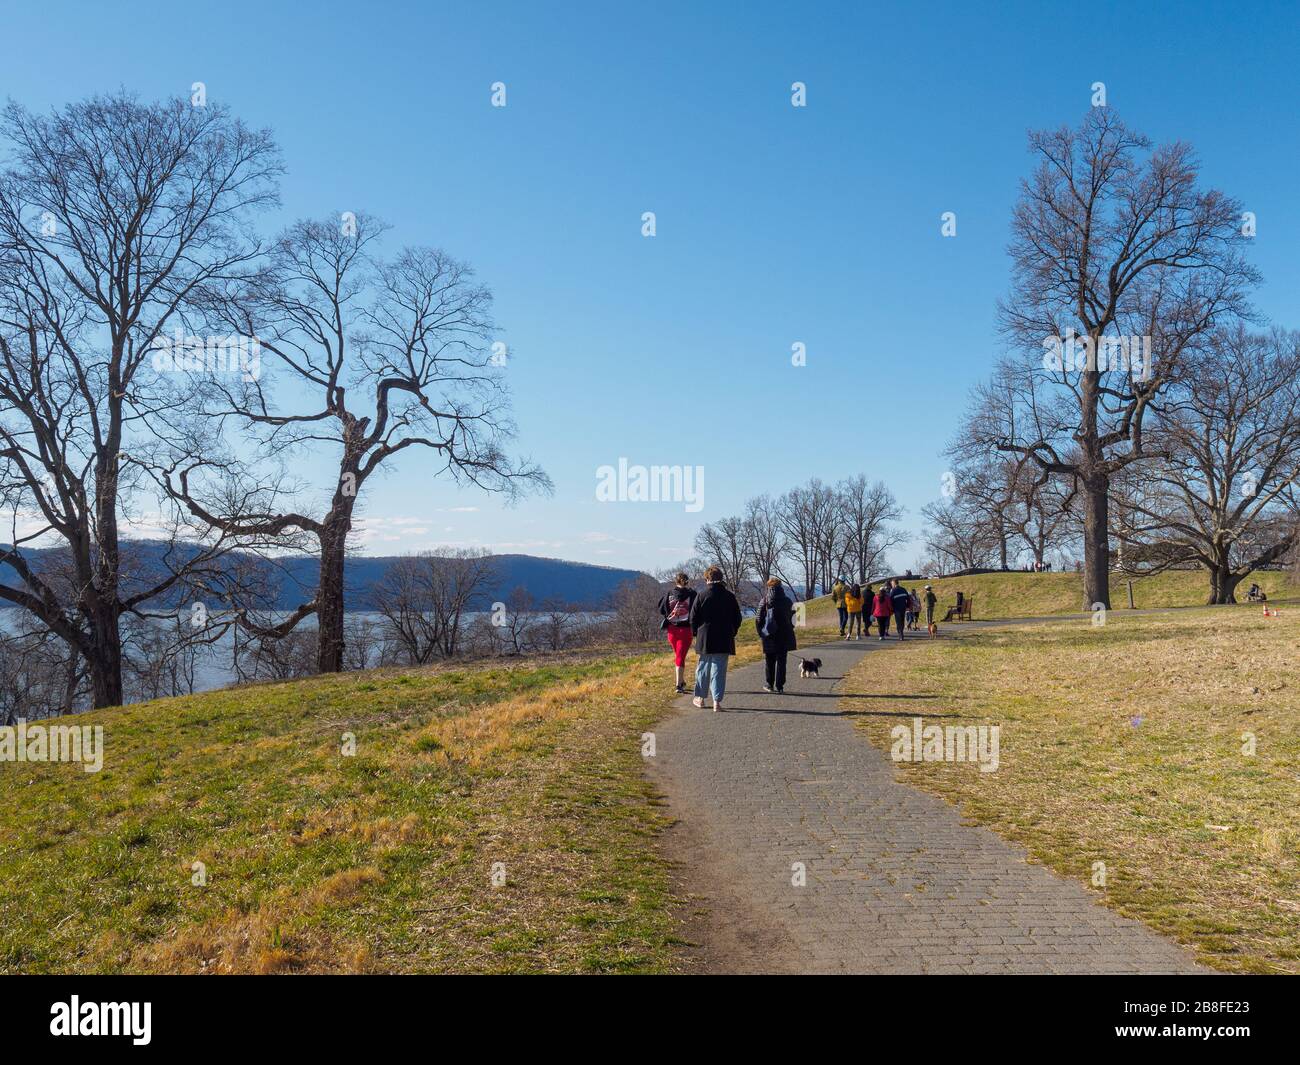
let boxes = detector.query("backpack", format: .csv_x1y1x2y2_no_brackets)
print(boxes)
665,594,691,626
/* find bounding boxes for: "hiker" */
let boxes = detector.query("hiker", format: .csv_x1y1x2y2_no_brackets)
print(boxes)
755,578,798,694
843,580,864,640
831,576,848,636
924,584,937,628
871,584,892,640
906,587,922,630
658,572,698,694
889,579,911,639
689,565,743,712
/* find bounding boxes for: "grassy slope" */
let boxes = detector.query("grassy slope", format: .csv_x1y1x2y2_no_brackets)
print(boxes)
842,608,1300,973
1,622,833,974
805,569,1296,624
1,651,682,974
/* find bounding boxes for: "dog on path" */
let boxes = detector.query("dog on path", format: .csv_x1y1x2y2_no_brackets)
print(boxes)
798,657,822,678
927,622,938,637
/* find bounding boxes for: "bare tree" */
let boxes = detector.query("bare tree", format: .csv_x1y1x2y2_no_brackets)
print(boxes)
993,109,1257,607
838,475,904,582
741,494,787,586
372,549,497,663
1112,326,1300,602
694,515,751,604
921,497,1000,573
0,93,282,707
166,213,548,673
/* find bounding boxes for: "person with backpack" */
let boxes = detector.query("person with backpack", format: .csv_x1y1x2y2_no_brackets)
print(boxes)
755,577,798,693
889,579,911,639
831,576,848,636
842,580,864,640
689,565,743,711
871,584,893,640
658,572,698,693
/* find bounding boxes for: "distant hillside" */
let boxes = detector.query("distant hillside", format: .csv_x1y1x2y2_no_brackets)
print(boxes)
0,543,646,612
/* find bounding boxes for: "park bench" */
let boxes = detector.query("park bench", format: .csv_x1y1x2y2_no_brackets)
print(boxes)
943,593,974,622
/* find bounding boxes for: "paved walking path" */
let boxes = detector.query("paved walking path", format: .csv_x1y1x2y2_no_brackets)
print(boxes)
646,637,1206,974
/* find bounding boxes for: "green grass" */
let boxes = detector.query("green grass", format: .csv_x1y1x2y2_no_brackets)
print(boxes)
805,569,1296,623
842,608,1300,973
0,650,687,974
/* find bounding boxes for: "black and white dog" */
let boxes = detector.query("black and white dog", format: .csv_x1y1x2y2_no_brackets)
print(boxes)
798,657,822,679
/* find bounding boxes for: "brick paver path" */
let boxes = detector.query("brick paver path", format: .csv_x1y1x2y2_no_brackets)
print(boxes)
646,638,1206,974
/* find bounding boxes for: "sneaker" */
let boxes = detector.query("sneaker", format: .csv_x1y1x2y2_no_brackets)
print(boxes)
692,697,705,709
762,684,774,693
712,702,721,712
775,688,784,694
675,684,687,695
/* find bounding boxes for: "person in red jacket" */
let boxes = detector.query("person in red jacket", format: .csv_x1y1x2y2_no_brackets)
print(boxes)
871,586,893,640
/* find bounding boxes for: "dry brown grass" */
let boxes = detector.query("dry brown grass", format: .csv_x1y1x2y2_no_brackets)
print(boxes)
842,607,1300,973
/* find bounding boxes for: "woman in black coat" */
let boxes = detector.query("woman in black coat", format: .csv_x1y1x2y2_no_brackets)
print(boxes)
755,578,798,693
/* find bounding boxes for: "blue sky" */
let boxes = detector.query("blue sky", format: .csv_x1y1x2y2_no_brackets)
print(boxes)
5,0,1300,572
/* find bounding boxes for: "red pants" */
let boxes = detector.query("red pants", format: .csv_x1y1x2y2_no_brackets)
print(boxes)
665,625,692,666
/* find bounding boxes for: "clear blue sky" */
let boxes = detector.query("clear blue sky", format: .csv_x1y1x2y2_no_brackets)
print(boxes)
5,0,1299,572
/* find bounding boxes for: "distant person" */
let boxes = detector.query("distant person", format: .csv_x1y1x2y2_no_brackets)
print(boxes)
906,587,922,630
690,565,743,712
843,581,865,640
924,584,937,628
1247,583,1267,603
831,576,848,636
658,572,698,694
756,578,797,693
871,584,892,640
890,578,911,639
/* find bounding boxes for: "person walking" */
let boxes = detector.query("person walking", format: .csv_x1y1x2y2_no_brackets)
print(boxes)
842,580,864,640
689,565,743,711
889,578,911,639
658,572,698,694
755,577,797,693
831,576,848,636
924,583,937,629
871,584,892,640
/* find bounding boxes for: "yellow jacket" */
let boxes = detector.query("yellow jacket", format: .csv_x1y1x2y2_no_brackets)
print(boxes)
844,590,864,613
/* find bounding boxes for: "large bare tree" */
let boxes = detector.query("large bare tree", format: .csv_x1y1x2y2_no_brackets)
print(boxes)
995,109,1257,608
1112,325,1300,602
166,213,548,672
0,93,281,707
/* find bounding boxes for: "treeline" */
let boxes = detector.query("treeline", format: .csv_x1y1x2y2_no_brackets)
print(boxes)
682,475,904,605
0,92,547,711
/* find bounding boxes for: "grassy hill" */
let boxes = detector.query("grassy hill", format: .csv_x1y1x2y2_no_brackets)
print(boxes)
805,569,1296,624
0,620,837,974
1,649,683,974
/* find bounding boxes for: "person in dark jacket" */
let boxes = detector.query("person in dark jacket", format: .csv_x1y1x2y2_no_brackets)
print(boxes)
889,579,911,639
658,572,698,693
755,578,797,693
689,565,743,711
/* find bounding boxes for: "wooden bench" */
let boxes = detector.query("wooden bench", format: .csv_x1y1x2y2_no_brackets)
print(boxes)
943,594,974,622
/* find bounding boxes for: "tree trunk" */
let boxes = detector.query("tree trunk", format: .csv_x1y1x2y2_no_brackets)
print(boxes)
1206,551,1242,605
88,603,124,708
1082,474,1111,609
316,520,350,673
